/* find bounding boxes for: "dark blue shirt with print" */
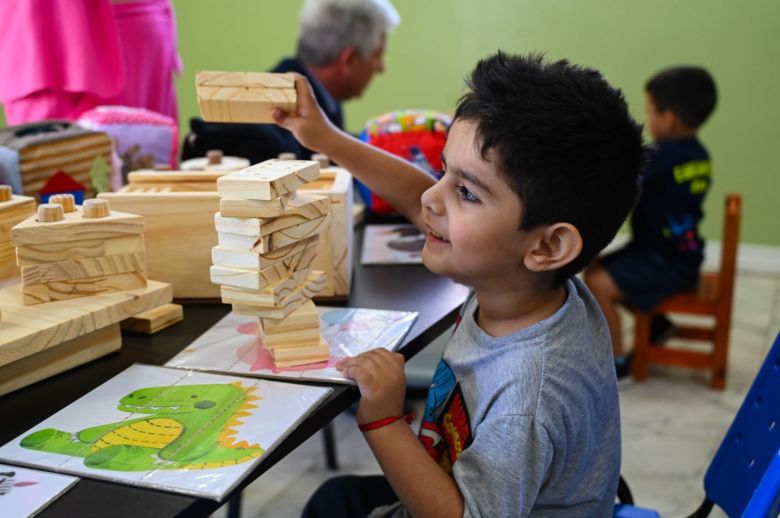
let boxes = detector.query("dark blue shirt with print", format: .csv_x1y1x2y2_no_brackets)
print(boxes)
631,137,712,259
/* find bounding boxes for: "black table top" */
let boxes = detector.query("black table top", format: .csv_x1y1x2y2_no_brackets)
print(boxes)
0,226,469,517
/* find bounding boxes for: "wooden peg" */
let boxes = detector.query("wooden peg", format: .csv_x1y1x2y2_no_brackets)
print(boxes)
37,203,64,222
49,193,76,213
277,152,297,160
0,185,11,202
311,153,330,169
207,149,223,165
82,198,111,218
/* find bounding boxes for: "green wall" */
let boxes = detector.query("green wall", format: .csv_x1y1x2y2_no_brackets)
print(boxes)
3,1,779,246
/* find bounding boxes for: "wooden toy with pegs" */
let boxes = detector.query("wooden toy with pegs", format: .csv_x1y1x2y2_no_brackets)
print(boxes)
211,159,332,367
11,196,147,305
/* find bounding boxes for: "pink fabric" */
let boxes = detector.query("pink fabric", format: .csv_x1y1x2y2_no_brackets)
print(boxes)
101,0,183,124
0,0,181,125
3,90,104,125
0,0,124,104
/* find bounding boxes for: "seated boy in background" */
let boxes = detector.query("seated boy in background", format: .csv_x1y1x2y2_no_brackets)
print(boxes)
585,66,717,378
274,52,645,516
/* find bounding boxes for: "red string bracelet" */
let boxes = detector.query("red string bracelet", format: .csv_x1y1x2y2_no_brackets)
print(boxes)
358,413,415,432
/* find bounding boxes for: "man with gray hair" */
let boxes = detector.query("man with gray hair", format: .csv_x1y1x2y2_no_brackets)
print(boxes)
181,0,400,164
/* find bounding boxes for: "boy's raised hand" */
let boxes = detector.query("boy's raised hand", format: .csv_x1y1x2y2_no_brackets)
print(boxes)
272,73,338,154
337,349,407,425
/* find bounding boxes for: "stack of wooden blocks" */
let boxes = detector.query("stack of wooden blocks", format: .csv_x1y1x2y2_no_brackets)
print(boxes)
0,185,36,282
211,159,332,367
11,195,147,305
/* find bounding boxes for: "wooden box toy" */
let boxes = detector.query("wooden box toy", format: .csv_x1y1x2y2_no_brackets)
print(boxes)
98,171,222,299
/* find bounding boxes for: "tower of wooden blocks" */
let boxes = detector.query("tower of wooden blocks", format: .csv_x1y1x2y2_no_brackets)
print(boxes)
11,196,147,305
210,159,332,367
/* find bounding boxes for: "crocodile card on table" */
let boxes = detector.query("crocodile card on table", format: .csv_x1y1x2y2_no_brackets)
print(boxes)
165,306,418,383
0,365,331,501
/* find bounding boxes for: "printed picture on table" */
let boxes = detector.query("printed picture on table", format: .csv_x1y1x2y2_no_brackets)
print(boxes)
0,365,331,501
361,224,425,265
0,463,77,517
166,306,417,384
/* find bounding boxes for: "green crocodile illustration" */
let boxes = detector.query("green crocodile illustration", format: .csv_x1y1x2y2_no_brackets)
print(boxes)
20,382,264,471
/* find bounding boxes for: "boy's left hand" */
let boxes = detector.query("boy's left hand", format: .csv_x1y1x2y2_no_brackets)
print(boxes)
337,349,407,425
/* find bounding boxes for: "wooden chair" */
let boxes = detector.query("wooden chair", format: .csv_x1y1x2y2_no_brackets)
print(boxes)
631,194,742,389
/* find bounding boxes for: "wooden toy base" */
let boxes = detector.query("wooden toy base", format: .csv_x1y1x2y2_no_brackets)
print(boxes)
0,324,121,397
0,277,173,395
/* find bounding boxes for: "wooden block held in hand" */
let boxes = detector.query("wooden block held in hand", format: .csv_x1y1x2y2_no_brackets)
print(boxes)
197,71,296,123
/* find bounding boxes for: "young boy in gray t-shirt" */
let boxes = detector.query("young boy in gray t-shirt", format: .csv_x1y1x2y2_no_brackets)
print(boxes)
274,52,645,517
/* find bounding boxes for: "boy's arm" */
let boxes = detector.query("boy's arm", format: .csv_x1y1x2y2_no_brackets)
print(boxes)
273,74,435,231
338,349,465,516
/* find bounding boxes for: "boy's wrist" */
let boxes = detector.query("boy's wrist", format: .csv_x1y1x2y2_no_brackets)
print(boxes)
358,413,415,433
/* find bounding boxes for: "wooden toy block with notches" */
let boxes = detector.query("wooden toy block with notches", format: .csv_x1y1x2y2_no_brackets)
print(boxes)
0,185,36,280
11,197,147,304
196,71,296,124
211,160,332,367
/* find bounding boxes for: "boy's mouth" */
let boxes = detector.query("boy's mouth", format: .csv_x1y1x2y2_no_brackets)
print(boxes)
427,229,449,243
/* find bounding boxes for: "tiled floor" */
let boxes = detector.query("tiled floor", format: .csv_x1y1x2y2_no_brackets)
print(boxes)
212,272,780,518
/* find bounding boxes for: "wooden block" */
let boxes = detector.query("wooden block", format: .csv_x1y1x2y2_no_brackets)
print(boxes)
219,268,311,307
11,207,144,246
216,159,320,201
231,270,327,319
37,203,64,222
0,194,36,279
15,235,145,267
98,192,220,299
259,299,319,334
22,271,148,305
0,324,122,397
298,168,353,299
210,243,318,290
120,303,183,334
125,170,226,192
0,278,172,368
212,234,318,270
261,324,321,349
196,71,296,123
214,197,330,237
219,192,327,219
268,339,329,361
21,252,146,285
217,213,330,254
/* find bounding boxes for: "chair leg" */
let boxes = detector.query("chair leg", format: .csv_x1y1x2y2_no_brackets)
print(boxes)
709,320,730,390
632,313,651,381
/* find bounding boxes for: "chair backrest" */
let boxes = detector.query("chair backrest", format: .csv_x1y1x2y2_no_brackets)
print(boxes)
716,194,741,307
703,330,780,515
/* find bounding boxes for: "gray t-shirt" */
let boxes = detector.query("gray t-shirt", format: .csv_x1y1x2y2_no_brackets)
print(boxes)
388,277,620,517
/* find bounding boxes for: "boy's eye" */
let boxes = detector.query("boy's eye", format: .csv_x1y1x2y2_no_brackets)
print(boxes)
457,185,479,203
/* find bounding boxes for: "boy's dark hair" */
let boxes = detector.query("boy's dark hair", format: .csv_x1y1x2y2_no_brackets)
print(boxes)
454,52,645,284
645,66,717,129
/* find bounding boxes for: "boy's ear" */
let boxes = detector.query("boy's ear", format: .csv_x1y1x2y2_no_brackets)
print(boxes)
523,223,583,273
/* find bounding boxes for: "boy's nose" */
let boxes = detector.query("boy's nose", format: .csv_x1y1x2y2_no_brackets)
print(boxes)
421,184,444,216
